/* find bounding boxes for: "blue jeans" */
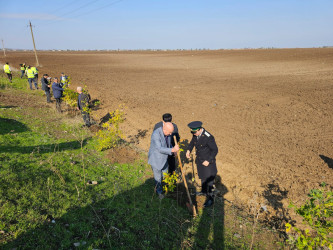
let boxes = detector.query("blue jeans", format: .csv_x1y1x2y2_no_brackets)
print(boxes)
28,78,37,89
151,161,169,194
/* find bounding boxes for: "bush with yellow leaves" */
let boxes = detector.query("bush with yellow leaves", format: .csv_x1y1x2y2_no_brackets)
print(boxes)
162,172,179,194
96,106,125,151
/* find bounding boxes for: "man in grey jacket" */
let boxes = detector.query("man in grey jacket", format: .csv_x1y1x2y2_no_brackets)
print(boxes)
153,113,180,174
148,122,179,199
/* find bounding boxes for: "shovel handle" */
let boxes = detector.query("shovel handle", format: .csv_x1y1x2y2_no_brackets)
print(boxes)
173,136,197,216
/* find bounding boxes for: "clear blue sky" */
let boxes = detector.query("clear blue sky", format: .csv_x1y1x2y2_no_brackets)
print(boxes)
0,0,332,50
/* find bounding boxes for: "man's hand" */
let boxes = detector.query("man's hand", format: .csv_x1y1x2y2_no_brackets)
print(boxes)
171,145,179,153
76,107,80,111
202,160,210,167
186,150,191,159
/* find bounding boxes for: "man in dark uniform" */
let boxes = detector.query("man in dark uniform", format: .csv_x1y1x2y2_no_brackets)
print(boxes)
186,121,218,207
76,86,91,127
41,74,51,103
153,113,180,174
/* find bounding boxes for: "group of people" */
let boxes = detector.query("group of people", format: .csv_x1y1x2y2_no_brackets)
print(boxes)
2,62,91,128
3,62,218,208
148,114,218,208
18,62,39,90
40,73,91,127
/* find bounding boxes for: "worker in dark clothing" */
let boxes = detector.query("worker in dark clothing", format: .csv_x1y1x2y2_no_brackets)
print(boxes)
41,74,51,103
52,77,64,112
186,121,218,207
153,113,180,174
76,86,91,127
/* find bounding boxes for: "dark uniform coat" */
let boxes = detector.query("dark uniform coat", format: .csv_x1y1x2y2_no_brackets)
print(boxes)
41,77,50,91
187,129,218,180
77,92,90,110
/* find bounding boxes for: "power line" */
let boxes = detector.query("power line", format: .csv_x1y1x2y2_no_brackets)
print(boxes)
36,0,102,25
55,0,102,19
71,0,124,19
37,0,125,27
49,0,81,14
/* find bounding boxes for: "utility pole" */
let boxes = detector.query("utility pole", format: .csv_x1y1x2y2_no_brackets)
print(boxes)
1,39,6,57
29,21,39,66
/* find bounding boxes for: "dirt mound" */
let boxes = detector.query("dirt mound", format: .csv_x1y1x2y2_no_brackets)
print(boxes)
106,146,139,164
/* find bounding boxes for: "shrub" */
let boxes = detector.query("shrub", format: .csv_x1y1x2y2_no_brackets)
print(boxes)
285,183,333,249
62,87,78,108
162,172,179,194
96,106,125,151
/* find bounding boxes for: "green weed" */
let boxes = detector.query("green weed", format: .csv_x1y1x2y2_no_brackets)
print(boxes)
285,183,333,249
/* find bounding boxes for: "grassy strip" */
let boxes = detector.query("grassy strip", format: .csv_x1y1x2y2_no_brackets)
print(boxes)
0,75,264,249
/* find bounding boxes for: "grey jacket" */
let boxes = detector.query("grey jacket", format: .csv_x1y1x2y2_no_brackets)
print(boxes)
148,127,172,170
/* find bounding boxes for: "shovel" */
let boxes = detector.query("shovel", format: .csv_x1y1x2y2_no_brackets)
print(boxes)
173,136,197,216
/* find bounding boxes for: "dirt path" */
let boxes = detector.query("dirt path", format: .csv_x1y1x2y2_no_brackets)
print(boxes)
3,48,333,211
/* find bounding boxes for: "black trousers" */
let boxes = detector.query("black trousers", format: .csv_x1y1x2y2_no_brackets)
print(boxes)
201,175,216,195
45,90,51,103
20,70,25,78
167,155,176,174
81,110,91,126
55,98,62,112
6,73,12,82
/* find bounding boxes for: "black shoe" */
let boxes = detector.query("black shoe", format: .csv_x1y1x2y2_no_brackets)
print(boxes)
203,197,214,207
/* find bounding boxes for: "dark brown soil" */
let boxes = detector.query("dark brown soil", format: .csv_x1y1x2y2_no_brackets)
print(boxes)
2,48,332,215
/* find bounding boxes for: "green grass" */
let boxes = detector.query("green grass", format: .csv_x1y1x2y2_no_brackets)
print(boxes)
0,74,274,249
0,96,193,249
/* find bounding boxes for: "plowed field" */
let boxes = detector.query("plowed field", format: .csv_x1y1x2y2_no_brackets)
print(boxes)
4,48,333,209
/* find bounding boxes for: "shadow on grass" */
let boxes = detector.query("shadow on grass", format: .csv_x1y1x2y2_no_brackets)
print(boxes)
0,117,30,135
0,105,18,109
192,175,230,249
168,166,229,249
0,138,90,154
2,178,195,249
262,181,292,237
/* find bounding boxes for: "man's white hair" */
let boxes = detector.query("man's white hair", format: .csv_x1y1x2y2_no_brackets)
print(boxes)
77,86,83,92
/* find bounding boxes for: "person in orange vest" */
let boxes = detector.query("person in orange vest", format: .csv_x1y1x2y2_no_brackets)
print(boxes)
3,62,12,83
